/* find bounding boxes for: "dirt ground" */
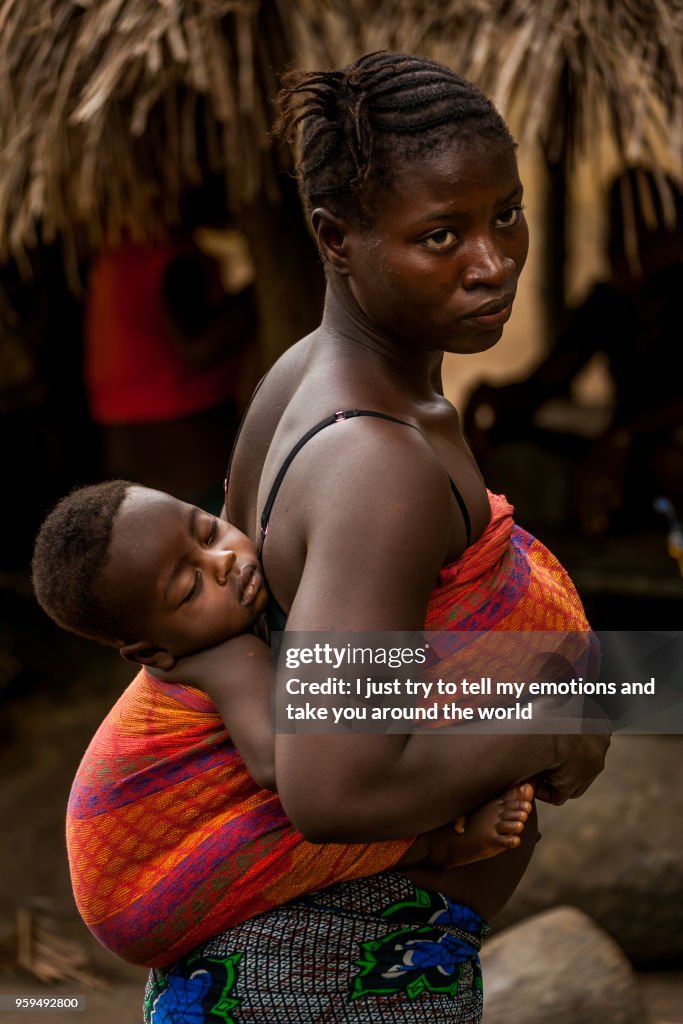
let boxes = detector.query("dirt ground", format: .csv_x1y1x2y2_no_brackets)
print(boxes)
0,572,148,1022
1,569,682,1024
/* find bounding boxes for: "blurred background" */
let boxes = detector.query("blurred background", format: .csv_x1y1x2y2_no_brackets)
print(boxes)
0,2,681,1021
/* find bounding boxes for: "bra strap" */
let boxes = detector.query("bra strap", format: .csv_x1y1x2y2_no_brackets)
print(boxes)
258,409,417,553
449,479,472,547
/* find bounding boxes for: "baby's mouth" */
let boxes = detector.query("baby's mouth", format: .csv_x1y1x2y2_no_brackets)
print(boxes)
237,564,262,605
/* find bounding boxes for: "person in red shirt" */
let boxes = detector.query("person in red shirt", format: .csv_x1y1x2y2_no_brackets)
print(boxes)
84,233,257,513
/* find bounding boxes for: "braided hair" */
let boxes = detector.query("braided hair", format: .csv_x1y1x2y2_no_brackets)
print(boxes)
32,479,136,646
275,51,514,226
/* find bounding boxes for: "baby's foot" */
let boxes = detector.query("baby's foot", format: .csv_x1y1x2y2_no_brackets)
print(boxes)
443,782,535,867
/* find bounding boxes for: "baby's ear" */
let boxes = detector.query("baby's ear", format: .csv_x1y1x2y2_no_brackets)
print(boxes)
119,641,177,672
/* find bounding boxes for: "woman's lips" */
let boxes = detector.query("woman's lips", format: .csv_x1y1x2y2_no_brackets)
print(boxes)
462,302,513,327
237,564,263,605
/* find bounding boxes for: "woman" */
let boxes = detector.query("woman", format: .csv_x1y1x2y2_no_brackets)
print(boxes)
144,51,608,1023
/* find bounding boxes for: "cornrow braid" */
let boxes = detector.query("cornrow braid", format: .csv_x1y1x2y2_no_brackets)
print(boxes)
275,51,514,225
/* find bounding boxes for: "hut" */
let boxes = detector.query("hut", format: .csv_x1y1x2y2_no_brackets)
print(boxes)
1,0,681,364
0,0,334,368
1,2,682,526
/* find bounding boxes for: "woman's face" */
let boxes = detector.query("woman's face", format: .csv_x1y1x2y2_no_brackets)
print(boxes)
343,134,529,355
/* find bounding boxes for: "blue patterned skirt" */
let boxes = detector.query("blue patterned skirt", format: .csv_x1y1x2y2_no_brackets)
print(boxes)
143,873,488,1022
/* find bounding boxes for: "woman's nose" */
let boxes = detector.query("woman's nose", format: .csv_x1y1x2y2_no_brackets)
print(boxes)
462,237,515,289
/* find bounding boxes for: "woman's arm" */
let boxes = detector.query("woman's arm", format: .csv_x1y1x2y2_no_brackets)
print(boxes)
271,420,608,841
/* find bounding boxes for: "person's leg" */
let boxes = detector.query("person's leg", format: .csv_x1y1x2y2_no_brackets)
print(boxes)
398,783,534,871
454,782,534,862
399,801,540,924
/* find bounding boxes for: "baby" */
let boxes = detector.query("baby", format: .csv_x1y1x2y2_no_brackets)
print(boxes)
32,481,534,950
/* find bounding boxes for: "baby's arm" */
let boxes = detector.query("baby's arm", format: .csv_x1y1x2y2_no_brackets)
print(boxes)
156,633,275,791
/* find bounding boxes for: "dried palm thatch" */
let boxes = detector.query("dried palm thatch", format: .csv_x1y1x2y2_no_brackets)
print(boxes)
0,0,681,275
0,0,313,274
314,0,683,168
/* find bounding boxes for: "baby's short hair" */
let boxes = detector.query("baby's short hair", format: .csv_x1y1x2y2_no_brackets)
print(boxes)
32,479,136,646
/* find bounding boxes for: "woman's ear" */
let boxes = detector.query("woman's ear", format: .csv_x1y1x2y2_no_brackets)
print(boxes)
119,641,177,672
311,208,351,274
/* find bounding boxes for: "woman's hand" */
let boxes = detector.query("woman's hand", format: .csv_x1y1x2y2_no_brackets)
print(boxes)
536,730,611,805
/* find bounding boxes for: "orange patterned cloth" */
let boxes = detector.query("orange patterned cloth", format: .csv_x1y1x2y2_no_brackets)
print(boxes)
423,491,598,710
66,491,594,968
66,674,410,967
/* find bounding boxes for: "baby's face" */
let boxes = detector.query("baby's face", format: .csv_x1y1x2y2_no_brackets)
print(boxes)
103,486,269,659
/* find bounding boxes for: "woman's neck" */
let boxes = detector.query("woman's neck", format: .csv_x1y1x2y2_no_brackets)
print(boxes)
320,280,445,398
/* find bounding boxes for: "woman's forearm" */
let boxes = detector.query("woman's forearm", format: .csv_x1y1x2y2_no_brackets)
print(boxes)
275,730,552,841
276,725,608,843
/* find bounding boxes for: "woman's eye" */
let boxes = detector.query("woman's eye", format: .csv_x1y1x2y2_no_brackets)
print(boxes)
496,205,525,228
424,229,457,250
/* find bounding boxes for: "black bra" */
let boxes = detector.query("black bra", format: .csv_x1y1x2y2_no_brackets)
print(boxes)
256,409,472,630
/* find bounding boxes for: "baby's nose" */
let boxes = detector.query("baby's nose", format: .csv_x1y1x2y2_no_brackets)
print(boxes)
217,548,236,581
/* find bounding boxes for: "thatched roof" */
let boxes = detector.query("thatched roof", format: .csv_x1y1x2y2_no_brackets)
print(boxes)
0,1,289,271
422,0,683,169
0,0,681,270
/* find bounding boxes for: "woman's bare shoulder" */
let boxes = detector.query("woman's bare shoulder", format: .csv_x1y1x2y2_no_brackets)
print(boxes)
228,335,316,528
244,337,316,428
300,414,456,529
275,416,458,628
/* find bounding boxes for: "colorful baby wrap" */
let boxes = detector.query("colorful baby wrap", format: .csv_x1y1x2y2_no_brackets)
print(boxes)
66,676,411,967
423,491,598,712
66,491,594,969
427,492,592,634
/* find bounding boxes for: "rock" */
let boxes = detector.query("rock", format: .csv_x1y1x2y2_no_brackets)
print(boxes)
493,735,683,966
482,906,646,1024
